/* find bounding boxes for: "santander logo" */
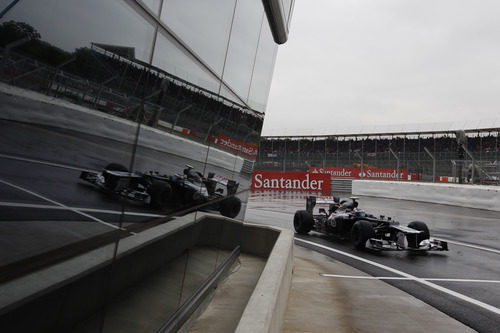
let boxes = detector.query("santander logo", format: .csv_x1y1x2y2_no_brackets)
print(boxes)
311,167,353,177
310,167,407,180
251,171,330,194
253,173,324,190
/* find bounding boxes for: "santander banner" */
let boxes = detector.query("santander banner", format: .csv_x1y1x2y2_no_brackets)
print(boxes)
251,170,331,194
215,135,258,157
309,167,408,180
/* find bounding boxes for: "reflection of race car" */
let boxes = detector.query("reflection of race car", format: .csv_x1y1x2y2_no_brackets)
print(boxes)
294,196,448,251
80,163,241,218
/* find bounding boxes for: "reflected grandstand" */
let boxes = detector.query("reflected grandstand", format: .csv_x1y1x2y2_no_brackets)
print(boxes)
0,21,262,156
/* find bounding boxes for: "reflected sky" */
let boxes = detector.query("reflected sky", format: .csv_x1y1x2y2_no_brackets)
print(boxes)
248,19,278,112
161,0,235,77
2,0,155,63
221,0,263,105
140,0,162,16
153,29,221,93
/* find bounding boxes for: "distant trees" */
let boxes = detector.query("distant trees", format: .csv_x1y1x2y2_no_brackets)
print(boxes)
0,20,71,67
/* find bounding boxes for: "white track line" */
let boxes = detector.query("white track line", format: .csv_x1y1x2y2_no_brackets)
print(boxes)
0,153,96,172
0,201,165,218
296,238,500,315
435,238,500,255
0,179,125,231
321,274,500,284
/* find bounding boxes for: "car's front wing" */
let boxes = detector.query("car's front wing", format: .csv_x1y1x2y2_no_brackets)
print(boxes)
367,237,448,251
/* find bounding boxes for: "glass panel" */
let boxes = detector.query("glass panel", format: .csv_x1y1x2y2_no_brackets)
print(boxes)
152,29,221,94
247,19,278,113
203,113,249,220
0,0,156,250
161,0,235,76
219,84,247,108
0,0,154,328
140,0,162,16
1,0,154,63
222,0,263,105
128,79,248,220
0,0,280,330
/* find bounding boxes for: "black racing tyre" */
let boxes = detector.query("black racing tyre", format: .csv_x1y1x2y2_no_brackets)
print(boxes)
150,181,172,209
219,196,242,218
293,210,314,235
407,221,430,248
105,163,128,172
103,163,128,190
351,220,375,249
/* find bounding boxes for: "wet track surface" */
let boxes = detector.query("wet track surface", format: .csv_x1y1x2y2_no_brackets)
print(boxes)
246,191,500,333
1,120,500,331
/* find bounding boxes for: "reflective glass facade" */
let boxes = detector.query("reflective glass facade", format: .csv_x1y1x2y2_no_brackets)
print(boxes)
0,0,291,330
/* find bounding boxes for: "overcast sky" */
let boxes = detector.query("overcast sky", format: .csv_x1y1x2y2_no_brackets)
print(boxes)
262,0,500,136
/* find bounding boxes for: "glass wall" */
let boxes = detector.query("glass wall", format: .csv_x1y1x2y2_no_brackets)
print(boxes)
0,0,285,331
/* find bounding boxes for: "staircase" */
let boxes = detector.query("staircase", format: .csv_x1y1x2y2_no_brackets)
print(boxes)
331,178,352,194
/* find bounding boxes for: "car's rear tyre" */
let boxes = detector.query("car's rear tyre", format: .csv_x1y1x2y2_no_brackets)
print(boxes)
219,196,242,218
150,181,172,209
293,210,313,234
407,221,430,248
105,163,128,172
351,220,375,249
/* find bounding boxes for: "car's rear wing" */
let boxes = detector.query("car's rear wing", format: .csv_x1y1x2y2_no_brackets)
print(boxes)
207,173,239,196
316,196,340,204
306,196,340,213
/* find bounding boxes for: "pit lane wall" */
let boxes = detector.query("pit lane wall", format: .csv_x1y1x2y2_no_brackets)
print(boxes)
352,180,500,212
0,83,244,172
0,213,294,332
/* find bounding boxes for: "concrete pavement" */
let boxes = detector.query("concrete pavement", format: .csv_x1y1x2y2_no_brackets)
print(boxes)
283,245,475,332
189,244,475,332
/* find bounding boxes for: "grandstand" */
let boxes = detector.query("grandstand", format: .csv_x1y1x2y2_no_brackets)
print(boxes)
256,127,500,185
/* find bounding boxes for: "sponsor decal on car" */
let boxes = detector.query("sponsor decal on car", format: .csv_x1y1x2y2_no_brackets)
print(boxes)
251,170,331,194
309,167,408,180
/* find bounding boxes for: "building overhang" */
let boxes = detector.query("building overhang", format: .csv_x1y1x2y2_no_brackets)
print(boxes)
262,0,292,44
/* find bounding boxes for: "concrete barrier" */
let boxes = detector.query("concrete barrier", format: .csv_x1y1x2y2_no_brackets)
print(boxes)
0,83,244,172
352,180,500,212
0,213,294,332
235,227,294,333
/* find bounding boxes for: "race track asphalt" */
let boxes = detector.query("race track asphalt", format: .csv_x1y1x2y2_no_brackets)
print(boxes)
2,119,500,331
246,191,500,333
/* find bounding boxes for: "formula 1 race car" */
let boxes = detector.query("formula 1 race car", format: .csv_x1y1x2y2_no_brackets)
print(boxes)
80,163,241,218
293,196,448,251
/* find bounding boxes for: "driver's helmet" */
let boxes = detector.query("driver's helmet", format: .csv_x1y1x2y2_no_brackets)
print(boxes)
184,165,202,182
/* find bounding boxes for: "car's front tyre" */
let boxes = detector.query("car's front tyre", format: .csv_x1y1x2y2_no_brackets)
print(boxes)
294,210,313,234
351,220,375,249
407,221,430,248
